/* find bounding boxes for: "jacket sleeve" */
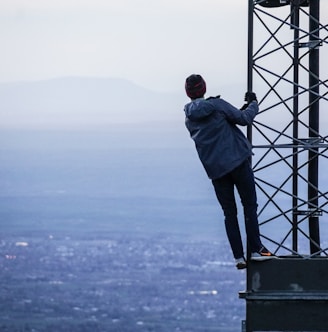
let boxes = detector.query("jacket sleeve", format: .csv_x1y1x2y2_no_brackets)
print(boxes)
219,99,258,126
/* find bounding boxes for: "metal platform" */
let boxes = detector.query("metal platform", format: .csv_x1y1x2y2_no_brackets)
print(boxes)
240,257,328,331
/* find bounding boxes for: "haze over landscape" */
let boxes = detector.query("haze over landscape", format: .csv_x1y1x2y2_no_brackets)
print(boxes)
1,1,328,331
1,77,245,331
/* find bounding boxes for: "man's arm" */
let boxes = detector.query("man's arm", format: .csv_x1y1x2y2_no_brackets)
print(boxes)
220,98,259,126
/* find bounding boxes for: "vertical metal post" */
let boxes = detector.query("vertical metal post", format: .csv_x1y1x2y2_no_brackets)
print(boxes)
247,0,254,144
292,2,300,253
308,0,320,254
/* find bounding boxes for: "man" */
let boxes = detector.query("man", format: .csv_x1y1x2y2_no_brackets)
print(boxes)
183,74,274,269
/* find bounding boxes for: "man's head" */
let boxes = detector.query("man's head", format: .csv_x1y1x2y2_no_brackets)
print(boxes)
185,74,206,100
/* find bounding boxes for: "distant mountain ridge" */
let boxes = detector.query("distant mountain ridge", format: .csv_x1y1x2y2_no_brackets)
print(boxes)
0,77,185,129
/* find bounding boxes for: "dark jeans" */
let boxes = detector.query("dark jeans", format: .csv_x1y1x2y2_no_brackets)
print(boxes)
212,159,262,259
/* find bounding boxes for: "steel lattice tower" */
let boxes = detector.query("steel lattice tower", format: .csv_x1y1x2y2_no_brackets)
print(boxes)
248,0,328,257
241,1,328,331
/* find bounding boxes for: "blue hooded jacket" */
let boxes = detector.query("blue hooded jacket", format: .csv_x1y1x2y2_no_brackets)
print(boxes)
184,96,258,179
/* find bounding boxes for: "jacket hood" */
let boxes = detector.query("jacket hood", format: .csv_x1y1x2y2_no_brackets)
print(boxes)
184,98,215,121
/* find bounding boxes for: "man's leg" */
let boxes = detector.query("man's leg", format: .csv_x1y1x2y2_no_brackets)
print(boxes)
212,175,244,259
233,160,262,254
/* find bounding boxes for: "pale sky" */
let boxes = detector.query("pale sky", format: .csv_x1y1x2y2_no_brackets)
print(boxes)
0,0,251,92
0,1,327,93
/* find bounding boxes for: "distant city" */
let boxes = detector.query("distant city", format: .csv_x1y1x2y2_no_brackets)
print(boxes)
0,231,245,332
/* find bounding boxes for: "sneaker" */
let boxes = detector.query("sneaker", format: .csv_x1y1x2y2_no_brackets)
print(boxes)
251,246,276,261
235,257,247,269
